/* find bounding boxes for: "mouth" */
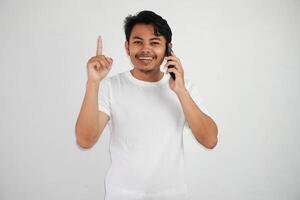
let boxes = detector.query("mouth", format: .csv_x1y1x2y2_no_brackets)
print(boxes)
136,55,155,65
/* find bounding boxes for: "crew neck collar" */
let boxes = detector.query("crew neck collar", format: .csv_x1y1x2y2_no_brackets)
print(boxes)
125,70,169,87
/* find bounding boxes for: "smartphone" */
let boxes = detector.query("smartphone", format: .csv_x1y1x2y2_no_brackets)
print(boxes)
166,44,176,80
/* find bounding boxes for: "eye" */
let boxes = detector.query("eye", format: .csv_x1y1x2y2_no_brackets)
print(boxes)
133,41,142,44
151,42,160,45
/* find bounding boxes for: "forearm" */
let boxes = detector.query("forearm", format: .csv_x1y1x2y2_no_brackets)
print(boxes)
177,89,218,149
75,80,100,145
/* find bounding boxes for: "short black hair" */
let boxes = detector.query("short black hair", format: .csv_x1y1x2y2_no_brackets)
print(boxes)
123,10,172,44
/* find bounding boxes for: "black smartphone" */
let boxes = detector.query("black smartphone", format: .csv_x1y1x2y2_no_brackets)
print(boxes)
166,44,176,80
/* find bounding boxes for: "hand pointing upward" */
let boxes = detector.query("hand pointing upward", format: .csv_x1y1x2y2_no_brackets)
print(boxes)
86,35,113,82
96,35,103,56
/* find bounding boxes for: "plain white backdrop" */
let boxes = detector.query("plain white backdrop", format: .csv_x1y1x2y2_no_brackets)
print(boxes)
0,0,299,199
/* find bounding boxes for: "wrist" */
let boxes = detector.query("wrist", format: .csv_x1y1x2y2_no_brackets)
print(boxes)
86,79,100,88
87,79,100,84
176,88,189,98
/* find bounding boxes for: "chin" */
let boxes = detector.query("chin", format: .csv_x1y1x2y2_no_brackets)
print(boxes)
139,65,160,73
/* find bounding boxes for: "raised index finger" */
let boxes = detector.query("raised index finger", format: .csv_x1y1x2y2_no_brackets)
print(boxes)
96,35,103,56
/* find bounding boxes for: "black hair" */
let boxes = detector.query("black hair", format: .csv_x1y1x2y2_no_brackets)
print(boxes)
123,10,172,45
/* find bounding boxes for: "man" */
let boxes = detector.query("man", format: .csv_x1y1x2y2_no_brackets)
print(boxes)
75,10,218,200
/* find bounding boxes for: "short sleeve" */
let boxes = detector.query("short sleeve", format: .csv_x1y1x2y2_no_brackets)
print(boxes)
98,79,111,118
184,79,208,129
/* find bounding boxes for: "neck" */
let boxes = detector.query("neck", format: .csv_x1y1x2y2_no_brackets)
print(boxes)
130,68,164,82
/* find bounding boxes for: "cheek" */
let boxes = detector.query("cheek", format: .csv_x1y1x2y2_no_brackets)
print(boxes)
154,48,166,57
153,46,165,55
128,48,137,57
129,46,140,55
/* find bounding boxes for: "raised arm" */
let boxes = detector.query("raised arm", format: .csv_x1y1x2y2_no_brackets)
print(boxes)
75,35,113,149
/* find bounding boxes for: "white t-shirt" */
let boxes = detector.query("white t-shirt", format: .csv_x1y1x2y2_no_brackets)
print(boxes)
99,70,205,200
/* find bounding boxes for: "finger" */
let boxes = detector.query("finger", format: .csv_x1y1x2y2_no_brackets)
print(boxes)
89,57,108,69
96,35,103,56
88,57,103,65
89,55,99,61
90,55,109,66
99,58,109,69
89,60,101,71
165,57,183,69
107,64,112,71
97,55,112,67
106,57,113,65
165,61,178,68
167,67,180,76
101,55,112,69
165,55,180,63
167,67,177,73
166,49,176,57
102,55,111,64
164,61,183,73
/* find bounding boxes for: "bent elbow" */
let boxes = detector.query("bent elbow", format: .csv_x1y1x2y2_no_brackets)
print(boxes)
206,124,218,149
206,141,217,149
204,136,218,149
76,138,94,149
75,131,95,149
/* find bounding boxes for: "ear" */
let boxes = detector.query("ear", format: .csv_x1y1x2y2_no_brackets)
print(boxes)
125,41,130,56
168,42,173,49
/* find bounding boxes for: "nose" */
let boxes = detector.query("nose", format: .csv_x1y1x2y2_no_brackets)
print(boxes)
140,43,152,53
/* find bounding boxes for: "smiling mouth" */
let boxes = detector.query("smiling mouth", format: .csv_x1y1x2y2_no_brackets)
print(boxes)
137,55,155,60
137,56,155,64
138,56,153,60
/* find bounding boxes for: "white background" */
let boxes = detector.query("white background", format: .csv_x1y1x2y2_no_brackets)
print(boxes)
0,0,299,199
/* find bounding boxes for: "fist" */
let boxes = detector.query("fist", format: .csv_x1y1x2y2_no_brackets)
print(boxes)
86,35,113,82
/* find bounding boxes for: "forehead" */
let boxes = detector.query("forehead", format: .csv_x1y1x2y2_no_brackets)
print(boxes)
130,24,166,41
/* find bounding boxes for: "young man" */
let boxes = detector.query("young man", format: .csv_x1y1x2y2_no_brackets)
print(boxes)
75,10,218,200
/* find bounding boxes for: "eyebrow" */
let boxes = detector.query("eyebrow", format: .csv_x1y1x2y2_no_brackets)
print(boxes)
132,36,162,41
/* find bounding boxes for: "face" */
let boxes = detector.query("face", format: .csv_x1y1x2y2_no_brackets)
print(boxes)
125,24,167,74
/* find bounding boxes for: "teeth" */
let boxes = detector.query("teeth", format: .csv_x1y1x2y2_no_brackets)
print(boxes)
138,57,153,60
